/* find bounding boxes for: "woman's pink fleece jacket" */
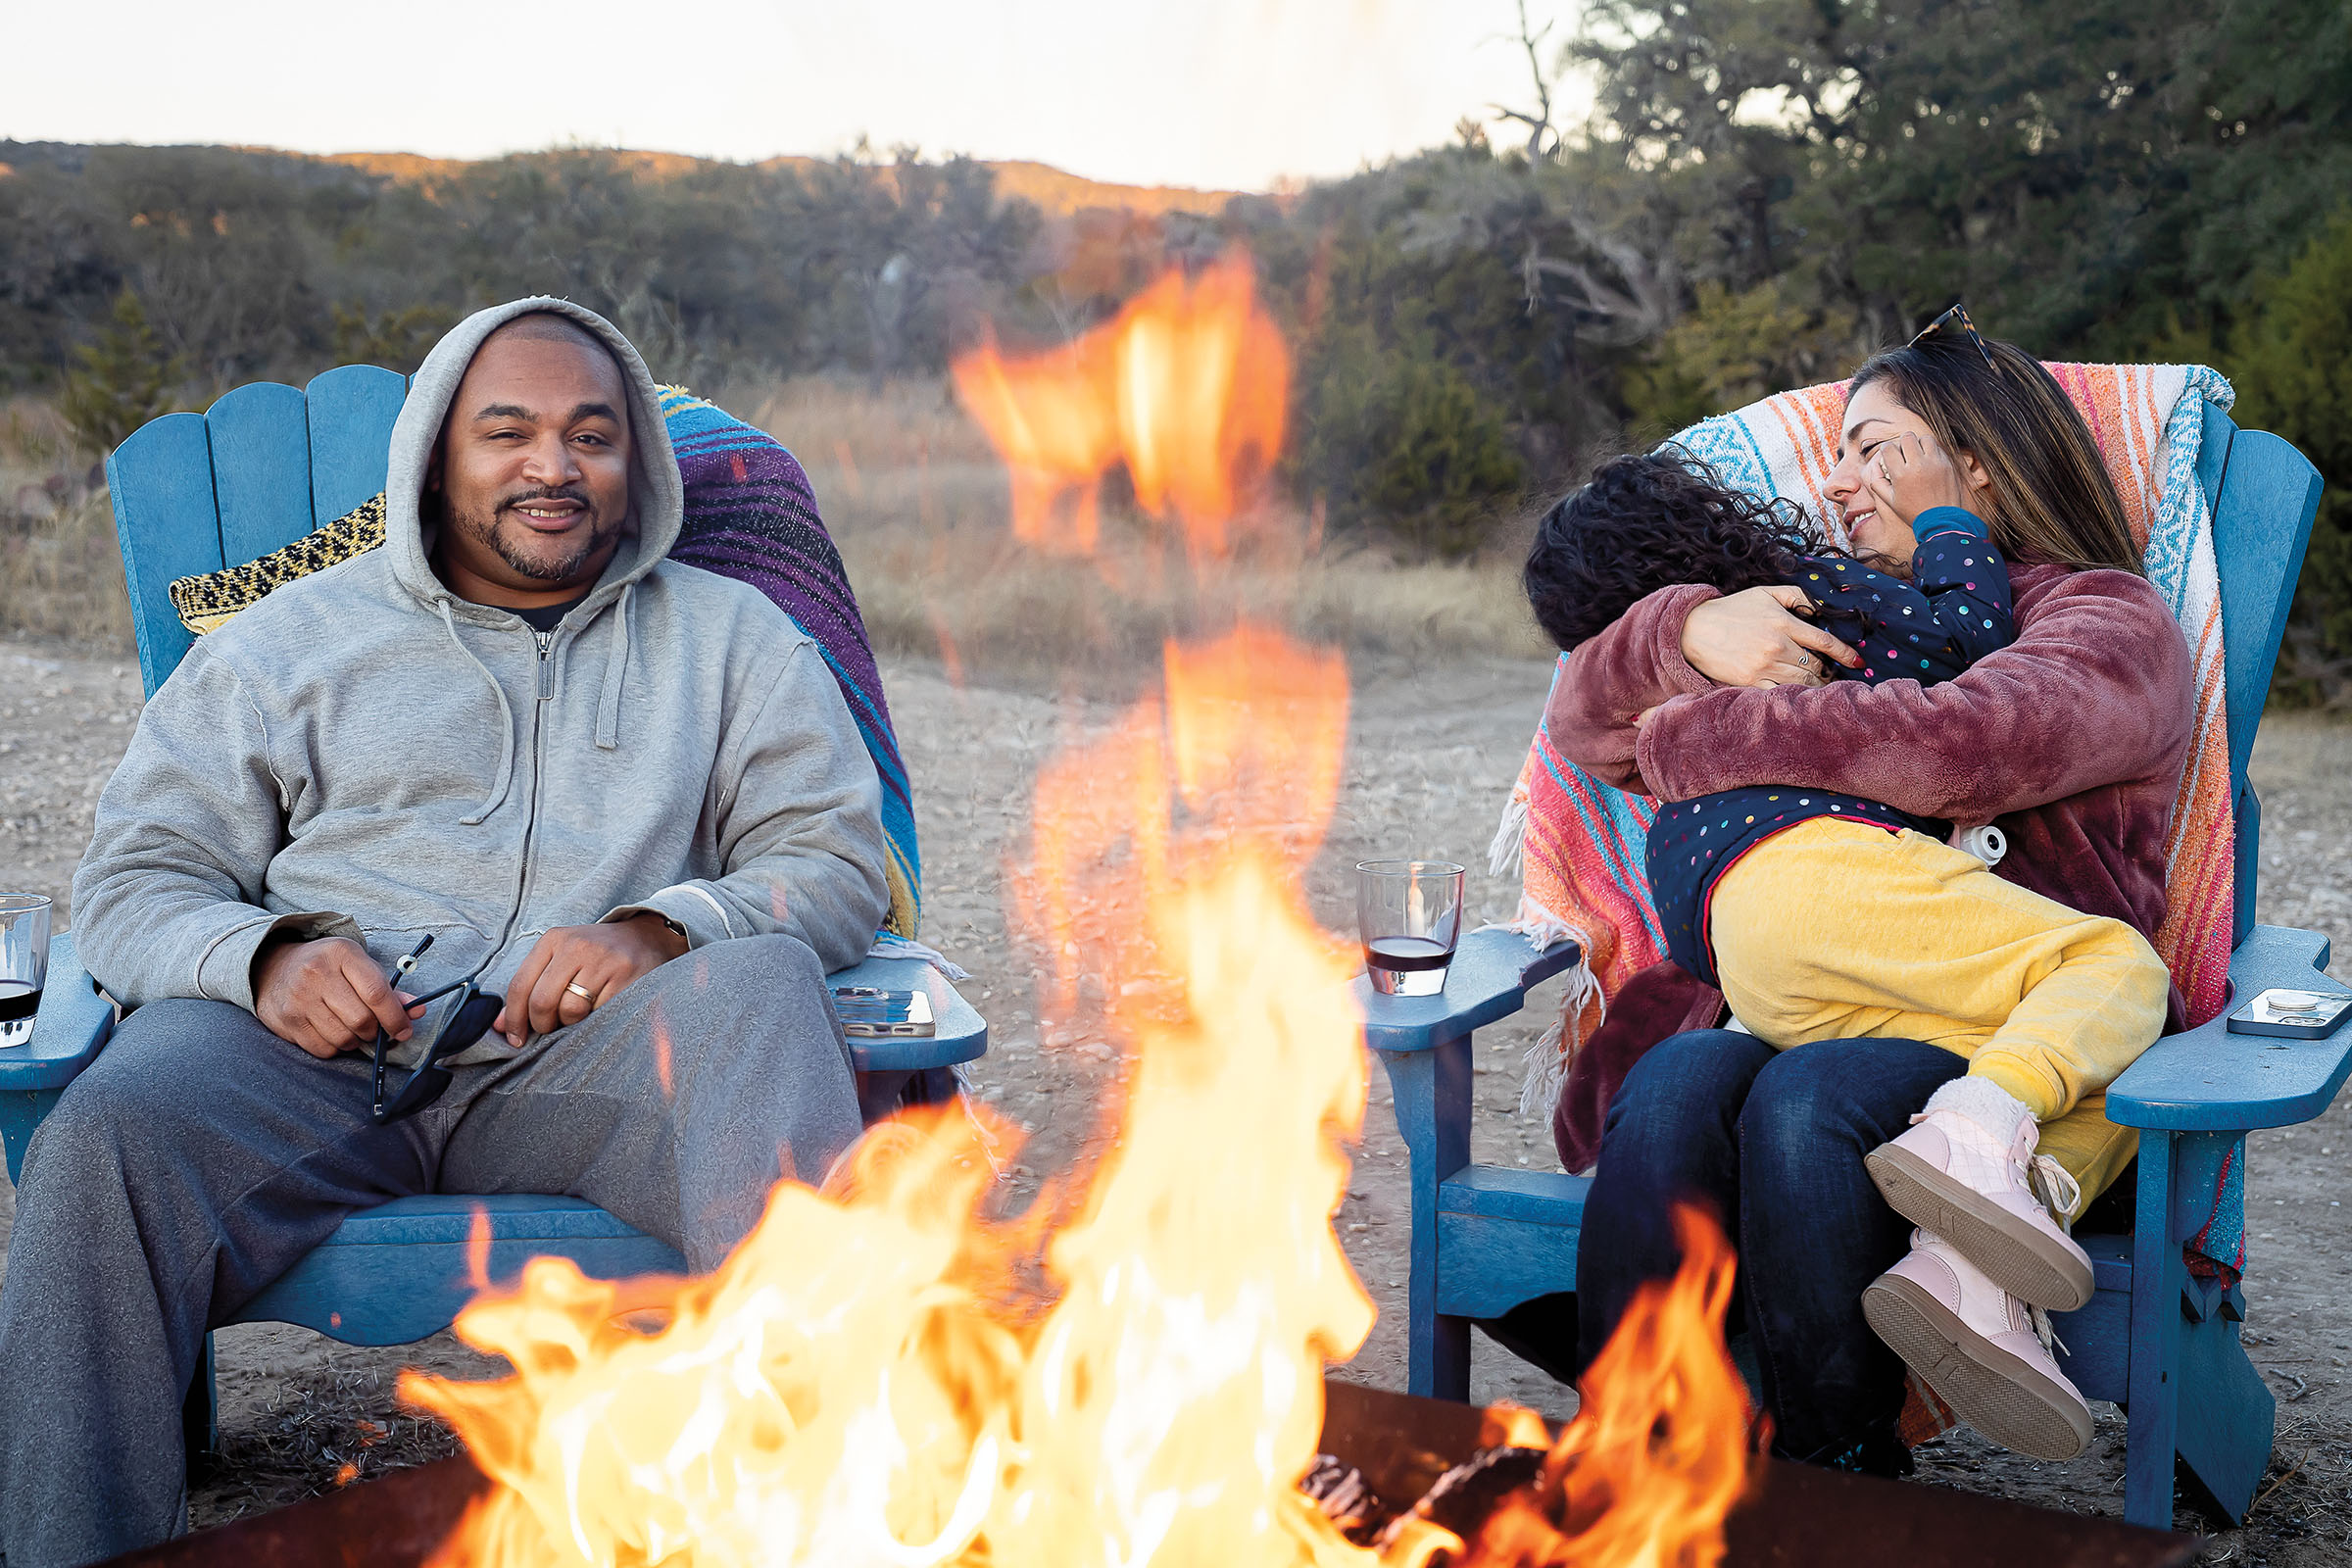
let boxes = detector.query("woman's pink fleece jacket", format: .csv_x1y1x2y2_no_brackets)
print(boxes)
1541,563,2199,1167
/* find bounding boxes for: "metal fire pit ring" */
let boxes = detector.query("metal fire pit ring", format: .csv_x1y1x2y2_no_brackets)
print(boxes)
1321,1381,2196,1568
110,1378,2194,1568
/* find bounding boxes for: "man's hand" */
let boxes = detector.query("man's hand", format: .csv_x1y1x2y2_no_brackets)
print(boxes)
494,914,687,1048
254,936,422,1060
1679,585,1861,690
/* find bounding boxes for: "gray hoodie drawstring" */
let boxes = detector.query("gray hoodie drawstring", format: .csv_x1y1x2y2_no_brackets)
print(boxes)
596,582,632,751
438,599,519,825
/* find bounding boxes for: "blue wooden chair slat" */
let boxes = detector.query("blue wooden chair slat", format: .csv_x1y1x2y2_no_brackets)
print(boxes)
14,368,990,1457
2214,423,2327,946
1367,406,2329,1531
207,381,321,566
226,1197,687,1348
304,365,410,522
1435,1166,1588,1321
2212,419,2326,789
105,412,222,697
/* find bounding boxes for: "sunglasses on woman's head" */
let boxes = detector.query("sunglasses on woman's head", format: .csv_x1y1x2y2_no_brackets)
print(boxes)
1911,303,1998,371
368,934,504,1126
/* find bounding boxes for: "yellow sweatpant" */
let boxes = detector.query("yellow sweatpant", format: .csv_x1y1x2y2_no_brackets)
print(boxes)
1707,817,2172,1217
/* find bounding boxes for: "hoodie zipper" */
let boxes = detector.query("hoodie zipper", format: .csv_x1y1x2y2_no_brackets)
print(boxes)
487,628,560,977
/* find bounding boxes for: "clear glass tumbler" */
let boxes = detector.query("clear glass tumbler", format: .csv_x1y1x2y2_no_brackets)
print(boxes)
1356,860,1464,997
0,893,50,1048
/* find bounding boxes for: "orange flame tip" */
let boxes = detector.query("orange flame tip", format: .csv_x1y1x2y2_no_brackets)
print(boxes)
1479,1403,1552,1452
465,1202,492,1295
650,1004,674,1102
951,250,1288,565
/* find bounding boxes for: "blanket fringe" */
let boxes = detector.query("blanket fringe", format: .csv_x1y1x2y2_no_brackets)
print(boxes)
864,932,972,982
1518,959,1602,1121
1517,1011,1569,1123
1479,890,1583,955
953,1062,1007,1176
1488,792,1531,879
1476,893,1602,1125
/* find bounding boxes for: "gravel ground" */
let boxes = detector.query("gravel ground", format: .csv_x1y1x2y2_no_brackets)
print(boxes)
5,635,2352,1561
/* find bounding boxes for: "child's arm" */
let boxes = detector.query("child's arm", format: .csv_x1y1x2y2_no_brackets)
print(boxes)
1907,508,2016,663
1796,507,2015,681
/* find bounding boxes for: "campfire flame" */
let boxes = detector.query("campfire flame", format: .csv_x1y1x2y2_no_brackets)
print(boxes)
1400,1208,1760,1568
950,251,1288,561
403,253,1755,1568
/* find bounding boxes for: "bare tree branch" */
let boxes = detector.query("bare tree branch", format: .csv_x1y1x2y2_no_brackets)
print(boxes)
1518,215,1681,347
1488,0,1560,162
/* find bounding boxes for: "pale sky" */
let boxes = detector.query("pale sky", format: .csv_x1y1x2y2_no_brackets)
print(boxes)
0,0,1589,193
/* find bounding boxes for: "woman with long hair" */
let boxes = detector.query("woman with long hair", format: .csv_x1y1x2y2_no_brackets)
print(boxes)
1543,314,2194,1474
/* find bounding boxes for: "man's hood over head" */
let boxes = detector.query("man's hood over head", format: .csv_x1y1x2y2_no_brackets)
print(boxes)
384,297,682,618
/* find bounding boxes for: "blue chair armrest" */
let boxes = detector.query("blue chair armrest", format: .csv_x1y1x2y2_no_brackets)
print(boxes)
0,933,115,1095
1,933,118,1183
1358,927,1583,1054
825,954,988,1072
2107,924,2352,1131
0,941,988,1083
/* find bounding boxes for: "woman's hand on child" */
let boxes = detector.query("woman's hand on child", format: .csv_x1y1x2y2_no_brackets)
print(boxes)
1681,586,1860,689
1858,430,1971,528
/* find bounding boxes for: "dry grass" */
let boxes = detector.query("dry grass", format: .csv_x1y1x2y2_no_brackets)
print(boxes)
0,400,130,649
0,377,1548,678
740,374,1549,685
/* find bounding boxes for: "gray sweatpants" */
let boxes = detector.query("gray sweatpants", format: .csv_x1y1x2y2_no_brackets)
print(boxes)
0,933,862,1568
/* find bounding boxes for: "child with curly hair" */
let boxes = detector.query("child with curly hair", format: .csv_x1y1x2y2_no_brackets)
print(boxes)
1524,449,2171,1460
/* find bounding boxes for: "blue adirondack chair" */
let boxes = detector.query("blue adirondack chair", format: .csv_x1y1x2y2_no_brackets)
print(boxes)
1358,401,2330,1531
0,365,988,1455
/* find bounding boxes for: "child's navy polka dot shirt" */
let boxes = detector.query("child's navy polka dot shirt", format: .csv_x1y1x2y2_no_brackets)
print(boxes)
1646,507,2017,985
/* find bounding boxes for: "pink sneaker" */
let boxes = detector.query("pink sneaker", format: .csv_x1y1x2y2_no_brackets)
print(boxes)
1865,1077,2094,1311
1863,1230,2094,1462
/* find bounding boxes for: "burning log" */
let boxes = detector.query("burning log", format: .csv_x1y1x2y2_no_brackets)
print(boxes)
1297,1453,1389,1546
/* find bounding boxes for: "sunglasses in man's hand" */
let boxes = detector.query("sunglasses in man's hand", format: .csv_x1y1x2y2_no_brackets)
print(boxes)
369,934,504,1126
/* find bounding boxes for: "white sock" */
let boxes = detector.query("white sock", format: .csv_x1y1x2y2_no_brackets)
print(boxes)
1924,1074,2037,1147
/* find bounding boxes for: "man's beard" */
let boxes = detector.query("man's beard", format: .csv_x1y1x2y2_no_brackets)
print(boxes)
448,484,624,583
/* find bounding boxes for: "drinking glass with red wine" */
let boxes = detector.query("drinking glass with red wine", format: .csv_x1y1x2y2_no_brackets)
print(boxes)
0,893,49,1047
1356,860,1464,997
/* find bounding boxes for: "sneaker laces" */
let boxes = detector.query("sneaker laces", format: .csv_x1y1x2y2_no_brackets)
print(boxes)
2028,1301,2072,1359
1911,1107,2084,1230
2026,1154,2082,1232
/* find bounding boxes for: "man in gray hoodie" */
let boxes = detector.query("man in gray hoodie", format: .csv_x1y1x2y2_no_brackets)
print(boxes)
0,300,891,1566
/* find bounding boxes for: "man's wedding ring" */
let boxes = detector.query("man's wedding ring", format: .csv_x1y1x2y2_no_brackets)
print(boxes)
565,982,594,1002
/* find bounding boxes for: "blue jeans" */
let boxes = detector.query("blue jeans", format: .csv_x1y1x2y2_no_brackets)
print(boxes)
1574,1029,1967,1467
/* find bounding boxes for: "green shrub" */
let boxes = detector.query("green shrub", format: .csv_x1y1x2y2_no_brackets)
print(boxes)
1362,357,1526,558
1619,275,1862,438
1295,326,1525,559
2233,209,2352,707
329,304,460,374
59,290,183,455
